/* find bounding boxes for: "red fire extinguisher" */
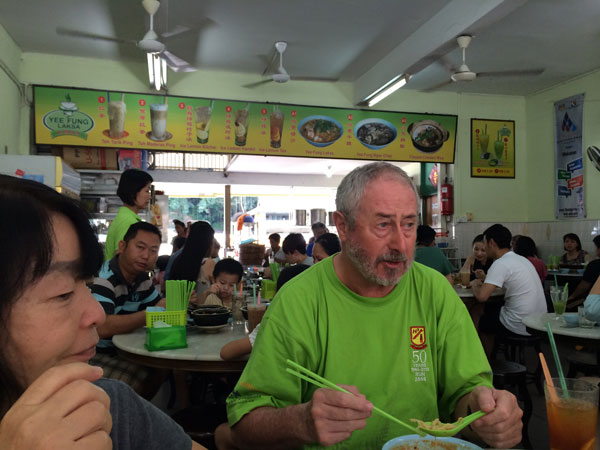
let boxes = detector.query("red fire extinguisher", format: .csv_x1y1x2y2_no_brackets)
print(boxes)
440,182,453,216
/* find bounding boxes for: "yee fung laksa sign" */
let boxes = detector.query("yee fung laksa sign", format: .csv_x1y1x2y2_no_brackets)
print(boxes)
34,85,458,164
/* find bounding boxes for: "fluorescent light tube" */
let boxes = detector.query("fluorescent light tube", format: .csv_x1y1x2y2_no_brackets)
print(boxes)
153,54,161,91
147,53,155,88
365,75,408,107
161,58,167,89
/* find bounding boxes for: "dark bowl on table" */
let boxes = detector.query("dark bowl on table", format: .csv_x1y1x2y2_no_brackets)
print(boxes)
190,305,231,326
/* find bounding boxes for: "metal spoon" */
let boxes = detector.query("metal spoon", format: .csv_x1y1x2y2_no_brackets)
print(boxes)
414,410,486,437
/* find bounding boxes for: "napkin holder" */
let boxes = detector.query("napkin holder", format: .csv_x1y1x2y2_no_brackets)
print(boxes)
144,308,188,351
145,326,187,351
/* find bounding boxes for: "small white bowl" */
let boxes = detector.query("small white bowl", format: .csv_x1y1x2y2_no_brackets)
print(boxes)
382,434,482,450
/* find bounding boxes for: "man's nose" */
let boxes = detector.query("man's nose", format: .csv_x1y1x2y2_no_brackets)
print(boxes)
388,225,411,252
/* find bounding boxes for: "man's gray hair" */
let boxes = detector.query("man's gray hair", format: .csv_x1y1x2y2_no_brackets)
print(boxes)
336,162,418,228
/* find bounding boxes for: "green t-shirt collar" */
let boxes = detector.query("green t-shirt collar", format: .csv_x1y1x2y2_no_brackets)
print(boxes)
323,254,411,307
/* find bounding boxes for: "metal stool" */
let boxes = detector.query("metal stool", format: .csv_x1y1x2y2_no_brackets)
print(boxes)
567,350,600,377
490,359,532,449
493,334,543,394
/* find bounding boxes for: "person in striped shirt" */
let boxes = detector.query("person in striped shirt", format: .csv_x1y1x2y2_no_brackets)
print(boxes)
90,222,166,398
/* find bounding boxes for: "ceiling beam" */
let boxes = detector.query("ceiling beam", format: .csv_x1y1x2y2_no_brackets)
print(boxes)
353,0,527,105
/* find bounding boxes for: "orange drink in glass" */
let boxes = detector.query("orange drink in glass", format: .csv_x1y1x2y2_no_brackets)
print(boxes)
544,378,598,450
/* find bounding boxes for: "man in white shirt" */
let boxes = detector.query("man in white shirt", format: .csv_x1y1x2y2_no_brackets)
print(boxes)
471,224,547,356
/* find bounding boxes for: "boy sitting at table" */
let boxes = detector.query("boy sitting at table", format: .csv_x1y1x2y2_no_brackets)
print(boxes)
201,258,244,309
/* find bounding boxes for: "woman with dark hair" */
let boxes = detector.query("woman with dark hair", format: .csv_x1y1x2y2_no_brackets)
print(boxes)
312,233,341,263
460,234,493,281
514,235,547,283
168,220,216,301
0,175,204,449
561,233,588,265
104,169,153,261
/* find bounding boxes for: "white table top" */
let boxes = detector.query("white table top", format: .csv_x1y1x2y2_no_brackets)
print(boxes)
546,269,584,278
523,313,600,341
113,322,249,362
454,286,505,298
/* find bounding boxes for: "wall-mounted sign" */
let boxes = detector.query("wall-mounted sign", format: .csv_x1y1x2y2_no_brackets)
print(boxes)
554,93,585,219
34,85,457,163
470,118,515,178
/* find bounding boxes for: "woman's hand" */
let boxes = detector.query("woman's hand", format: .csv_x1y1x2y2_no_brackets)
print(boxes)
0,363,112,450
474,269,486,280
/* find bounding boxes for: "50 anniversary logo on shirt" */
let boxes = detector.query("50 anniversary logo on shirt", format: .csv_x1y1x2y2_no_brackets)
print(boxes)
410,326,429,383
410,326,427,350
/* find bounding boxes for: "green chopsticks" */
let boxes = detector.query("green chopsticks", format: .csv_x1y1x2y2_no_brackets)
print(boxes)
285,359,426,437
166,280,196,311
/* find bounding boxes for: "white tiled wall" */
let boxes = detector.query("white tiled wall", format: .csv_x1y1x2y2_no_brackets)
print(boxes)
453,220,600,263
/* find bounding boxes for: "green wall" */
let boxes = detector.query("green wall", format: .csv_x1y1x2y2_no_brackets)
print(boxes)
16,51,529,221
0,25,26,155
374,91,528,221
4,21,597,222
525,69,600,221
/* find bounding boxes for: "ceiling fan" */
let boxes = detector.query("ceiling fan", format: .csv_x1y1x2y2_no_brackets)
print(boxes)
424,35,544,91
244,41,338,88
56,0,206,74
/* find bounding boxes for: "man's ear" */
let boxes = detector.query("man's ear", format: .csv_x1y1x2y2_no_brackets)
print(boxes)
118,240,126,254
333,211,347,241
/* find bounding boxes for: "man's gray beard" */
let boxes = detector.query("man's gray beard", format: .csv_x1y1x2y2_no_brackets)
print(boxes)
345,238,412,287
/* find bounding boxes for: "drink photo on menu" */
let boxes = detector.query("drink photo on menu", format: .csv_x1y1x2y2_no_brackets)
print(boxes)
148,100,172,141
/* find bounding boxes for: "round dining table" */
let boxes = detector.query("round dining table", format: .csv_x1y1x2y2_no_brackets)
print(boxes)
523,312,600,348
454,286,505,300
113,322,249,373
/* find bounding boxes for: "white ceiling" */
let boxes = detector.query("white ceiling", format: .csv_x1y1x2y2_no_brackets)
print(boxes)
2,0,600,99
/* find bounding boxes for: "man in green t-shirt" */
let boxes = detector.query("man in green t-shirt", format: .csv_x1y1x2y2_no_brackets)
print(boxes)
225,162,523,449
414,224,456,284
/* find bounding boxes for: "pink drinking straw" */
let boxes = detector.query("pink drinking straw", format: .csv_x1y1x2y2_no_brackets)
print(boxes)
257,291,261,306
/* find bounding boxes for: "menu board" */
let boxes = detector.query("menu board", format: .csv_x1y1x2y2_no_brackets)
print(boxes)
33,85,457,163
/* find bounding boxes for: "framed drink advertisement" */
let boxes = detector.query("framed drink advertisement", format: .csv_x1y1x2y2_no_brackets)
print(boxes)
470,118,515,178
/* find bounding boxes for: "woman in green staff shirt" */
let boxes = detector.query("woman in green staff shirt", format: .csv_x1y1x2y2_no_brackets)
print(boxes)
104,169,153,261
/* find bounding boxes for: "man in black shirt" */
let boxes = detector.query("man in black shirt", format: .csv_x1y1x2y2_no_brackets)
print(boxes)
567,235,600,308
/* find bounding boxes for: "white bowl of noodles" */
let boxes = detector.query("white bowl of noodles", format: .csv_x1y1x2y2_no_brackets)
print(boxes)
382,435,482,450
298,115,343,147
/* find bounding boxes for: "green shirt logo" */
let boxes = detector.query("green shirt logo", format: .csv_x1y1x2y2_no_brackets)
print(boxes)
42,95,95,140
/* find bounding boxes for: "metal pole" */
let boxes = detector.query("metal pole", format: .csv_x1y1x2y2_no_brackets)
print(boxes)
225,184,231,255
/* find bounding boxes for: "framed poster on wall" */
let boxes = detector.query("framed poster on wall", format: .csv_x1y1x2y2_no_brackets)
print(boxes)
470,118,515,178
